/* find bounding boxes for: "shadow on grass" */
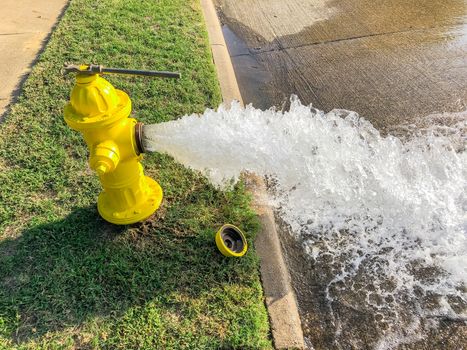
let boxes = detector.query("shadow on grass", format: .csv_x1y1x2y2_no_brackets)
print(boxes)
0,203,251,344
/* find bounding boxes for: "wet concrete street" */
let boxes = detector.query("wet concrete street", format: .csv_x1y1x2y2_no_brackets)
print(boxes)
215,0,467,349
216,0,466,132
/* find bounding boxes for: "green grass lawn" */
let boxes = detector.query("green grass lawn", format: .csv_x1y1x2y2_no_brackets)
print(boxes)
0,0,271,348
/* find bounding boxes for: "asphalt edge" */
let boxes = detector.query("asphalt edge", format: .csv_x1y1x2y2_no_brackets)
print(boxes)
199,1,305,348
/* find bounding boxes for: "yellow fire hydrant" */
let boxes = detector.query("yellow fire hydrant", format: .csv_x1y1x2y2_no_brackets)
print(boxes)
63,64,180,224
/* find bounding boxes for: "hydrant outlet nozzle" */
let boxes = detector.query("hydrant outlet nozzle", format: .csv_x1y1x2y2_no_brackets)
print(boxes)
135,122,145,154
96,164,108,176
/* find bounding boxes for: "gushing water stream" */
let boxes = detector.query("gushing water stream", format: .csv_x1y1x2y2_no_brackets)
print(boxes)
143,98,466,349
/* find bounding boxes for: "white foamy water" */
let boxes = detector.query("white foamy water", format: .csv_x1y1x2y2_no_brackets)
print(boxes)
143,98,467,348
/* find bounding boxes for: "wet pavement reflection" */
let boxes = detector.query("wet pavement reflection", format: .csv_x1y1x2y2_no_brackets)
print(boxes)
218,0,466,132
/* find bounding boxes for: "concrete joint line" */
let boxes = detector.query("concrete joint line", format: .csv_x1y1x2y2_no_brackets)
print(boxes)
0,32,30,36
199,1,305,348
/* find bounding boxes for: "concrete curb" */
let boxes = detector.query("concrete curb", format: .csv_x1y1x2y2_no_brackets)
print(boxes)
244,175,306,349
200,0,243,106
199,1,305,348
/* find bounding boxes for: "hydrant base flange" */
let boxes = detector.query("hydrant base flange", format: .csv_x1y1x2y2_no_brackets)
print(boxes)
97,176,163,225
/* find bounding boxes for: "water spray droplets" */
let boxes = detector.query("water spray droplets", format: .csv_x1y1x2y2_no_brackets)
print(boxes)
143,98,466,347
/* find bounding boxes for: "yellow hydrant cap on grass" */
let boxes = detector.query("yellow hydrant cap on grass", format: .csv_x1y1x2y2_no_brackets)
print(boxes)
215,224,248,257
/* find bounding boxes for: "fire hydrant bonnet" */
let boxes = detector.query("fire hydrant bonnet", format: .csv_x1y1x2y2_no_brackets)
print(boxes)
64,73,131,130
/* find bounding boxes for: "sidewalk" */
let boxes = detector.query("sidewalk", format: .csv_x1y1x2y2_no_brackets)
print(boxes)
0,0,68,118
